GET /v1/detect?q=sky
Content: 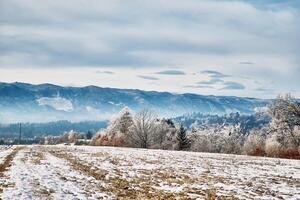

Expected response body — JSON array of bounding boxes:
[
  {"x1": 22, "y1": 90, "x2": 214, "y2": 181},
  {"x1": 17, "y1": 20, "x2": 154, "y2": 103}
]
[{"x1": 0, "y1": 0, "x2": 299, "y2": 99}]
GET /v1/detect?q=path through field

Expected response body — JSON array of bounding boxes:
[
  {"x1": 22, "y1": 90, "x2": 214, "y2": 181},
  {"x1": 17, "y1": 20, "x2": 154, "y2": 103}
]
[{"x1": 0, "y1": 145, "x2": 299, "y2": 200}]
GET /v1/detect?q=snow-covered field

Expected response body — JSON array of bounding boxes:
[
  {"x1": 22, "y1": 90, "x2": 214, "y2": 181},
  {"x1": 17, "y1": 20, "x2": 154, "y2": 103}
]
[
  {"x1": 0, "y1": 145, "x2": 299, "y2": 200},
  {"x1": 0, "y1": 146, "x2": 13, "y2": 165}
]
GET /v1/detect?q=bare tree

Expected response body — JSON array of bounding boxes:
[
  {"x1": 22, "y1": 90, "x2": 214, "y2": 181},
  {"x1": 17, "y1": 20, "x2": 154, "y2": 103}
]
[{"x1": 127, "y1": 109, "x2": 157, "y2": 148}]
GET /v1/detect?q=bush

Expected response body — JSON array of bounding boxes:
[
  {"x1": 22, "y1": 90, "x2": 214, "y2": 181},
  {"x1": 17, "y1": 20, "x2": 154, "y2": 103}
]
[
  {"x1": 265, "y1": 135, "x2": 282, "y2": 157},
  {"x1": 264, "y1": 133, "x2": 300, "y2": 159},
  {"x1": 243, "y1": 131, "x2": 265, "y2": 156}
]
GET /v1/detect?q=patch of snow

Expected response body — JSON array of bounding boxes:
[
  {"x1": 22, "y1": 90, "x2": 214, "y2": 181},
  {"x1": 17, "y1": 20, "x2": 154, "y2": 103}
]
[
  {"x1": 86, "y1": 106, "x2": 99, "y2": 112},
  {"x1": 108, "y1": 101, "x2": 123, "y2": 106},
  {"x1": 152, "y1": 183, "x2": 184, "y2": 193},
  {"x1": 0, "y1": 146, "x2": 13, "y2": 164},
  {"x1": 37, "y1": 97, "x2": 73, "y2": 112}
]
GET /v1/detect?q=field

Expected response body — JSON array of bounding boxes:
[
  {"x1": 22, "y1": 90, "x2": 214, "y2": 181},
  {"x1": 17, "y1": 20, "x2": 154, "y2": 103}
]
[{"x1": 0, "y1": 145, "x2": 299, "y2": 200}]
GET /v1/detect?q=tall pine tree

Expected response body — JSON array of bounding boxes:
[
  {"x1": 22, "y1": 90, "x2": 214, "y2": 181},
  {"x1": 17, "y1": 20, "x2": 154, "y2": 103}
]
[{"x1": 176, "y1": 122, "x2": 190, "y2": 150}]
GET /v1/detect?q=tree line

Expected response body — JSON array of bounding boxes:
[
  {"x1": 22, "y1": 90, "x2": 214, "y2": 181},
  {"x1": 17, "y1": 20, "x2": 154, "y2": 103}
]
[
  {"x1": 0, "y1": 120, "x2": 107, "y2": 138},
  {"x1": 90, "y1": 94, "x2": 300, "y2": 159}
]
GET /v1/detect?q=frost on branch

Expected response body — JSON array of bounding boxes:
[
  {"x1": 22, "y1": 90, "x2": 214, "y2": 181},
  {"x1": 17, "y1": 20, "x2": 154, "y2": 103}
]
[
  {"x1": 88, "y1": 94, "x2": 300, "y2": 159},
  {"x1": 266, "y1": 94, "x2": 300, "y2": 158}
]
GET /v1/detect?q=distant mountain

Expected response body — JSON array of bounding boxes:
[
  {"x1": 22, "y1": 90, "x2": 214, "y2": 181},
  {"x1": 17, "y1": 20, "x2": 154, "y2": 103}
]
[{"x1": 0, "y1": 82, "x2": 270, "y2": 123}]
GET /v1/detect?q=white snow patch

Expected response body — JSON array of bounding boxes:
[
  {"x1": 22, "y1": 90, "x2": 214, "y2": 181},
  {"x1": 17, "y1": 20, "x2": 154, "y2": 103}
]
[
  {"x1": 108, "y1": 101, "x2": 121, "y2": 106},
  {"x1": 152, "y1": 183, "x2": 184, "y2": 193},
  {"x1": 0, "y1": 146, "x2": 13, "y2": 164},
  {"x1": 37, "y1": 97, "x2": 73, "y2": 112}
]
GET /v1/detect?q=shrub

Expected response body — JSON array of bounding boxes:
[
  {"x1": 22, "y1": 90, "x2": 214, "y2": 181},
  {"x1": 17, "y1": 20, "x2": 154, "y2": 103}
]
[
  {"x1": 265, "y1": 135, "x2": 281, "y2": 157},
  {"x1": 243, "y1": 131, "x2": 265, "y2": 156}
]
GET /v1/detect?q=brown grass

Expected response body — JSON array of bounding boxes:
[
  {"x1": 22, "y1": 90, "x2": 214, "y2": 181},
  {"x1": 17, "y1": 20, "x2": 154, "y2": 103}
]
[
  {"x1": 277, "y1": 148, "x2": 300, "y2": 159},
  {"x1": 47, "y1": 149, "x2": 190, "y2": 199},
  {"x1": 46, "y1": 147, "x2": 240, "y2": 200}
]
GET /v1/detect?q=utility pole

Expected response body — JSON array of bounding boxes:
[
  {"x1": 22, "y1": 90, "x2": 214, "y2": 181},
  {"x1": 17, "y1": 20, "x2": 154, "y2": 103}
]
[{"x1": 19, "y1": 123, "x2": 22, "y2": 145}]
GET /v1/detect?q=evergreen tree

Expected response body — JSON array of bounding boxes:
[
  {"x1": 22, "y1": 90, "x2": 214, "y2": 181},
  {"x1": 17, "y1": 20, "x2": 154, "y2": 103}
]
[
  {"x1": 86, "y1": 130, "x2": 93, "y2": 139},
  {"x1": 176, "y1": 122, "x2": 190, "y2": 150}
]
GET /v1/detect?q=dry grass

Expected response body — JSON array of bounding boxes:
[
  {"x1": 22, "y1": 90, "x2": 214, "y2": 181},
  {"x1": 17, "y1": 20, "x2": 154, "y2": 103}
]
[
  {"x1": 47, "y1": 147, "x2": 240, "y2": 200},
  {"x1": 48, "y1": 149, "x2": 189, "y2": 199},
  {"x1": 3, "y1": 145, "x2": 299, "y2": 199}
]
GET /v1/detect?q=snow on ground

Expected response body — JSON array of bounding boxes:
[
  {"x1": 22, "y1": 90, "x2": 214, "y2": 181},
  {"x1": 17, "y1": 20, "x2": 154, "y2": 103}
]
[
  {"x1": 1, "y1": 145, "x2": 300, "y2": 200},
  {"x1": 0, "y1": 146, "x2": 13, "y2": 165},
  {"x1": 1, "y1": 146, "x2": 111, "y2": 200}
]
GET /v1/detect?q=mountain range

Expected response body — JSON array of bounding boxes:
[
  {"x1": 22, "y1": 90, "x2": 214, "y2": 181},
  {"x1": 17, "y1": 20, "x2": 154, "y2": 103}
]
[{"x1": 0, "y1": 82, "x2": 270, "y2": 123}]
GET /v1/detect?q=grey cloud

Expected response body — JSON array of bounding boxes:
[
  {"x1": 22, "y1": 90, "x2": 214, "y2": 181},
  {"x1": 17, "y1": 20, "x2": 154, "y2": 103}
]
[
  {"x1": 184, "y1": 85, "x2": 214, "y2": 89},
  {"x1": 95, "y1": 70, "x2": 115, "y2": 74},
  {"x1": 254, "y1": 80, "x2": 262, "y2": 85},
  {"x1": 197, "y1": 78, "x2": 224, "y2": 85},
  {"x1": 254, "y1": 87, "x2": 273, "y2": 92},
  {"x1": 155, "y1": 70, "x2": 185, "y2": 75},
  {"x1": 0, "y1": 34, "x2": 153, "y2": 68},
  {"x1": 239, "y1": 61, "x2": 255, "y2": 65},
  {"x1": 137, "y1": 75, "x2": 159, "y2": 80},
  {"x1": 222, "y1": 82, "x2": 245, "y2": 90},
  {"x1": 201, "y1": 70, "x2": 230, "y2": 78}
]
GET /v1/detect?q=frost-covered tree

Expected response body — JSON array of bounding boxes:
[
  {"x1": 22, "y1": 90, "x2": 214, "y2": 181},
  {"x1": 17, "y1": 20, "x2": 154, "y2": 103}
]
[
  {"x1": 91, "y1": 108, "x2": 176, "y2": 149},
  {"x1": 67, "y1": 130, "x2": 82, "y2": 143},
  {"x1": 127, "y1": 109, "x2": 157, "y2": 148},
  {"x1": 189, "y1": 124, "x2": 244, "y2": 154},
  {"x1": 220, "y1": 125, "x2": 244, "y2": 154},
  {"x1": 265, "y1": 134, "x2": 282, "y2": 157},
  {"x1": 190, "y1": 125, "x2": 219, "y2": 153},
  {"x1": 176, "y1": 122, "x2": 190, "y2": 150},
  {"x1": 268, "y1": 94, "x2": 300, "y2": 152},
  {"x1": 152, "y1": 119, "x2": 177, "y2": 149},
  {"x1": 90, "y1": 107, "x2": 134, "y2": 146},
  {"x1": 41, "y1": 130, "x2": 85, "y2": 145},
  {"x1": 117, "y1": 107, "x2": 134, "y2": 135},
  {"x1": 243, "y1": 129, "x2": 266, "y2": 156}
]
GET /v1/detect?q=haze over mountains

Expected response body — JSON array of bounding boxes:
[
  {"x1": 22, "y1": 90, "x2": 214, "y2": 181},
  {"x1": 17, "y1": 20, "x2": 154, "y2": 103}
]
[{"x1": 0, "y1": 82, "x2": 270, "y2": 124}]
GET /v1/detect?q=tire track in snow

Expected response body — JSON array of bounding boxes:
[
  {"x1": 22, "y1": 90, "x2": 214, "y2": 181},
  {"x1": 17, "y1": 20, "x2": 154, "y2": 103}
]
[
  {"x1": 48, "y1": 146, "x2": 194, "y2": 199},
  {"x1": 48, "y1": 145, "x2": 300, "y2": 200},
  {"x1": 0, "y1": 146, "x2": 22, "y2": 174},
  {"x1": 0, "y1": 146, "x2": 23, "y2": 195},
  {"x1": 1, "y1": 146, "x2": 111, "y2": 200}
]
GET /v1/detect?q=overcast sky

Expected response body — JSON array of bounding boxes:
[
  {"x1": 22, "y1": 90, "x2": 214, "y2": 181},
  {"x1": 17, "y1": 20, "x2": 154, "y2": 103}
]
[{"x1": 0, "y1": 0, "x2": 299, "y2": 98}]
